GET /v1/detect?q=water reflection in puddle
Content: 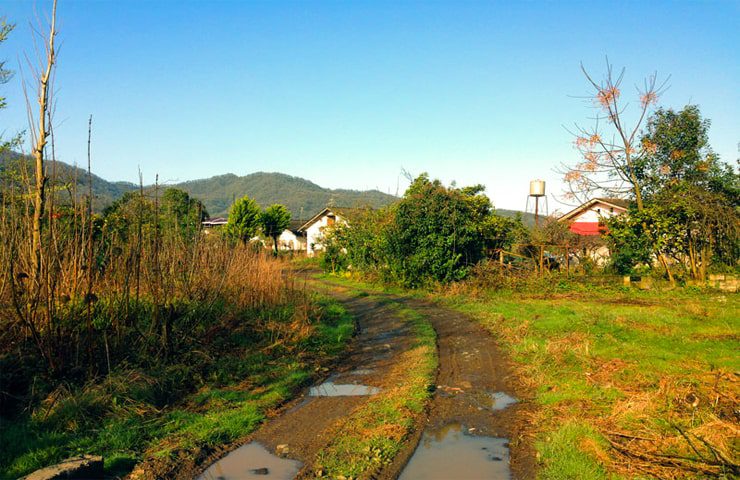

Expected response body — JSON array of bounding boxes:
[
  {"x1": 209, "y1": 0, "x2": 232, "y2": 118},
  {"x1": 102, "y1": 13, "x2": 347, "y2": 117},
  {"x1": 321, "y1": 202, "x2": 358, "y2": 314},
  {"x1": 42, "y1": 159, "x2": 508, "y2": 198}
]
[
  {"x1": 399, "y1": 424, "x2": 511, "y2": 480},
  {"x1": 309, "y1": 381, "x2": 380, "y2": 396},
  {"x1": 490, "y1": 392, "x2": 517, "y2": 410},
  {"x1": 197, "y1": 442, "x2": 301, "y2": 480}
]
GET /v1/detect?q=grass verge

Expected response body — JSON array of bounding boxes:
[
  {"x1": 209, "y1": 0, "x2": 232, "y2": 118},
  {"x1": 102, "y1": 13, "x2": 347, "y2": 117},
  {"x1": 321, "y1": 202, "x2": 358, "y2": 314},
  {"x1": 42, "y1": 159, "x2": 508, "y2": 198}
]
[
  {"x1": 0, "y1": 295, "x2": 354, "y2": 480},
  {"x1": 442, "y1": 284, "x2": 739, "y2": 479}
]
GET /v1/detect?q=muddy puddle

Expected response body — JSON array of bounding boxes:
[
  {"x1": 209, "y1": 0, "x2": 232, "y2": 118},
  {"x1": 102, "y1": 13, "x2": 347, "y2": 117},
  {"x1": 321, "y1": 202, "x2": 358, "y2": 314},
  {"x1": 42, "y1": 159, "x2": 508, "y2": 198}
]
[
  {"x1": 399, "y1": 423, "x2": 511, "y2": 480},
  {"x1": 308, "y1": 380, "x2": 380, "y2": 397},
  {"x1": 197, "y1": 442, "x2": 301, "y2": 480}
]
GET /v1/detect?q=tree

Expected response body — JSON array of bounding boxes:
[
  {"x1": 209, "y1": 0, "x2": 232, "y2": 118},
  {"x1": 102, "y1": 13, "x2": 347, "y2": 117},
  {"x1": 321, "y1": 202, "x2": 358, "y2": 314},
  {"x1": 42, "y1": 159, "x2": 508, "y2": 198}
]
[
  {"x1": 607, "y1": 105, "x2": 739, "y2": 279},
  {"x1": 637, "y1": 105, "x2": 738, "y2": 202},
  {"x1": 226, "y1": 195, "x2": 261, "y2": 245},
  {"x1": 260, "y1": 204, "x2": 291, "y2": 254},
  {"x1": 29, "y1": 0, "x2": 58, "y2": 276},
  {"x1": 561, "y1": 61, "x2": 674, "y2": 280},
  {"x1": 385, "y1": 174, "x2": 493, "y2": 286},
  {"x1": 161, "y1": 188, "x2": 208, "y2": 239}
]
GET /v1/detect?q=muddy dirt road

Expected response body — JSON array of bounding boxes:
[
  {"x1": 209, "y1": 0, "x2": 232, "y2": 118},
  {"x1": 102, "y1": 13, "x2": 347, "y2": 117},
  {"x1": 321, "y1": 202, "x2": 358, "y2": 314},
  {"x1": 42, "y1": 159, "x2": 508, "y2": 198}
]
[{"x1": 197, "y1": 280, "x2": 535, "y2": 479}]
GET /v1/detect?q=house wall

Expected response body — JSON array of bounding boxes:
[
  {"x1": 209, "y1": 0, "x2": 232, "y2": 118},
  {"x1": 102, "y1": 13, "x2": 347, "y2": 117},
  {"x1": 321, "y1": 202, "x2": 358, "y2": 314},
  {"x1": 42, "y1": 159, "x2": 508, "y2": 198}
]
[
  {"x1": 277, "y1": 230, "x2": 306, "y2": 251},
  {"x1": 306, "y1": 212, "x2": 345, "y2": 256}
]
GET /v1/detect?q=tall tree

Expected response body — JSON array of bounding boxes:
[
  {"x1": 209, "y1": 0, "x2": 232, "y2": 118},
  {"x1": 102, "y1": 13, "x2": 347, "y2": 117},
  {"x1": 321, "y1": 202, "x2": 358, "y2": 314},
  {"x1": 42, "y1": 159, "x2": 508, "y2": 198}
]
[
  {"x1": 260, "y1": 204, "x2": 291, "y2": 255},
  {"x1": 29, "y1": 0, "x2": 58, "y2": 276},
  {"x1": 226, "y1": 195, "x2": 261, "y2": 245},
  {"x1": 637, "y1": 105, "x2": 738, "y2": 202}
]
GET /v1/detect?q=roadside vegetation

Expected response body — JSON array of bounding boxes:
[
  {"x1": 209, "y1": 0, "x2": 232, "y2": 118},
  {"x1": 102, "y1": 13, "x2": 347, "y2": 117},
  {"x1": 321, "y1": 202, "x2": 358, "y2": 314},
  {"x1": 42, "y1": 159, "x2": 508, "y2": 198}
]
[{"x1": 443, "y1": 277, "x2": 738, "y2": 479}]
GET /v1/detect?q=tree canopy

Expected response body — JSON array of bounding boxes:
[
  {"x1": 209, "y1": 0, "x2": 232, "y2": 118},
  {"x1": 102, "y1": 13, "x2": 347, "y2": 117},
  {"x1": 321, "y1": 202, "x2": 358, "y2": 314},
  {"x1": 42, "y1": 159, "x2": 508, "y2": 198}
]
[
  {"x1": 226, "y1": 195, "x2": 261, "y2": 245},
  {"x1": 261, "y1": 204, "x2": 291, "y2": 254}
]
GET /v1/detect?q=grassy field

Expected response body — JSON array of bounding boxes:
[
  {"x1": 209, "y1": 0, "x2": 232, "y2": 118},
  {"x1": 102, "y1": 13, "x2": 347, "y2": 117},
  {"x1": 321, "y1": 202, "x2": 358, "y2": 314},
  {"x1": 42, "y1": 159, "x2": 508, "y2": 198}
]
[
  {"x1": 443, "y1": 284, "x2": 739, "y2": 479},
  {"x1": 0, "y1": 296, "x2": 354, "y2": 480}
]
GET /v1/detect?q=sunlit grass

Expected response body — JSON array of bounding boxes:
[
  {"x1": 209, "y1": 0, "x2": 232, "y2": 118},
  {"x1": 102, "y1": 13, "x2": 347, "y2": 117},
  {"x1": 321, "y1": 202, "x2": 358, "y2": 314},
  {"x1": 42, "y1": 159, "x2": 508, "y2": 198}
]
[{"x1": 444, "y1": 287, "x2": 739, "y2": 479}]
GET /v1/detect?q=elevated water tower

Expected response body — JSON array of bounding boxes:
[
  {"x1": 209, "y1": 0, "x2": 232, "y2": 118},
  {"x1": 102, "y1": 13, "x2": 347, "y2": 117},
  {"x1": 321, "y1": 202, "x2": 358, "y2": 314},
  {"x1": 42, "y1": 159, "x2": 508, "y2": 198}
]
[{"x1": 525, "y1": 179, "x2": 548, "y2": 226}]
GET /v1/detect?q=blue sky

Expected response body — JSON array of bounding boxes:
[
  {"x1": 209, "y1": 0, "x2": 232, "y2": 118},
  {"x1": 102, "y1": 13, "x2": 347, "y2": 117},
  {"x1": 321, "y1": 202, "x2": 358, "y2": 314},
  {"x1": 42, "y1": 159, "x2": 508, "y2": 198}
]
[{"x1": 1, "y1": 0, "x2": 738, "y2": 211}]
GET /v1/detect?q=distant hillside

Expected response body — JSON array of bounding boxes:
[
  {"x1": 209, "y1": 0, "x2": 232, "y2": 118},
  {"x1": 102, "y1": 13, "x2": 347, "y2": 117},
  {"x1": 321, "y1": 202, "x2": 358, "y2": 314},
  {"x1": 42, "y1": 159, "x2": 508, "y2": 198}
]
[
  {"x1": 1, "y1": 155, "x2": 397, "y2": 220},
  {"x1": 2, "y1": 154, "x2": 537, "y2": 225},
  {"x1": 0, "y1": 152, "x2": 137, "y2": 211},
  {"x1": 173, "y1": 172, "x2": 398, "y2": 220},
  {"x1": 496, "y1": 208, "x2": 537, "y2": 228}
]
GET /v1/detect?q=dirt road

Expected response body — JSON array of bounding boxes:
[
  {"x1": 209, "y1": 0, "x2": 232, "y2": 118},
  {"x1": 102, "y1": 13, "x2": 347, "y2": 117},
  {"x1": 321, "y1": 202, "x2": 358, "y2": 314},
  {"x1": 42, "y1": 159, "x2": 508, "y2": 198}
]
[{"x1": 196, "y1": 279, "x2": 535, "y2": 479}]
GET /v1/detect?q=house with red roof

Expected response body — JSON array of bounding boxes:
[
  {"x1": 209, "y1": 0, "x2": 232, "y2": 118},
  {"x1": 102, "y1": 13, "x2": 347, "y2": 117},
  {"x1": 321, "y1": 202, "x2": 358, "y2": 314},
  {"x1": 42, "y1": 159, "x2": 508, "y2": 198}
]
[{"x1": 558, "y1": 198, "x2": 629, "y2": 236}]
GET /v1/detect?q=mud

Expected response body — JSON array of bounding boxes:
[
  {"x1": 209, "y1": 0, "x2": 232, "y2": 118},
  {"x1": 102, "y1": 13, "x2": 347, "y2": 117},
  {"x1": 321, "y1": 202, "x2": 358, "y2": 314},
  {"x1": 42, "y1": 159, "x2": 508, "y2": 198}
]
[
  {"x1": 196, "y1": 284, "x2": 416, "y2": 479},
  {"x1": 382, "y1": 296, "x2": 537, "y2": 480},
  {"x1": 196, "y1": 277, "x2": 536, "y2": 480}
]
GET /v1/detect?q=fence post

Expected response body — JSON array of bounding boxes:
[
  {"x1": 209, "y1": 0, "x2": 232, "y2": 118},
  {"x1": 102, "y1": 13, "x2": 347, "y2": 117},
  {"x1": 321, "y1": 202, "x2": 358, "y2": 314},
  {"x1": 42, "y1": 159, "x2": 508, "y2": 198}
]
[
  {"x1": 565, "y1": 243, "x2": 570, "y2": 277},
  {"x1": 539, "y1": 245, "x2": 544, "y2": 276}
]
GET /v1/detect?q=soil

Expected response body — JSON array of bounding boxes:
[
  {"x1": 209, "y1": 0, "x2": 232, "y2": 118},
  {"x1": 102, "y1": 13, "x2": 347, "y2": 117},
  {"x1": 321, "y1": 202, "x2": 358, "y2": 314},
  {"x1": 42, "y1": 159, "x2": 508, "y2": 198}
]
[{"x1": 192, "y1": 278, "x2": 537, "y2": 479}]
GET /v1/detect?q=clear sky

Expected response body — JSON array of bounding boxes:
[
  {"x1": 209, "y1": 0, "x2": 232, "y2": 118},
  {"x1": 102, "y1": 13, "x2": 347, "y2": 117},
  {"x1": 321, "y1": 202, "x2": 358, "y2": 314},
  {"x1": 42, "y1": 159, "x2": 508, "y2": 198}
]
[{"x1": 1, "y1": 0, "x2": 738, "y2": 212}]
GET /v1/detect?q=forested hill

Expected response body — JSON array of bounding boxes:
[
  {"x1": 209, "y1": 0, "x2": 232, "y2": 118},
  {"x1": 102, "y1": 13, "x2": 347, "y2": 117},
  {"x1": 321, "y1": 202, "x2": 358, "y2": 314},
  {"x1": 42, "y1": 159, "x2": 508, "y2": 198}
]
[
  {"x1": 1, "y1": 154, "x2": 534, "y2": 224},
  {"x1": 173, "y1": 172, "x2": 398, "y2": 220},
  {"x1": 1, "y1": 154, "x2": 397, "y2": 220},
  {"x1": 0, "y1": 152, "x2": 138, "y2": 212}
]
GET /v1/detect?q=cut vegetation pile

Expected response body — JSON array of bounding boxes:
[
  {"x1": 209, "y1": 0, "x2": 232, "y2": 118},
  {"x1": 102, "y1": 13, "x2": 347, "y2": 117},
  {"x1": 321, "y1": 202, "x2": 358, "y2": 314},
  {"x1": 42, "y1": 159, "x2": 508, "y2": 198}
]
[{"x1": 443, "y1": 282, "x2": 739, "y2": 479}]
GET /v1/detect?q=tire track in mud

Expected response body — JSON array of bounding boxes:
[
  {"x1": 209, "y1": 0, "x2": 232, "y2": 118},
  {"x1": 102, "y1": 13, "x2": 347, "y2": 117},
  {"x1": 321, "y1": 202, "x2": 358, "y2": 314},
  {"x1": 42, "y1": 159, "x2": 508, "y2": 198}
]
[
  {"x1": 196, "y1": 282, "x2": 419, "y2": 479},
  {"x1": 196, "y1": 279, "x2": 536, "y2": 479},
  {"x1": 384, "y1": 298, "x2": 537, "y2": 480}
]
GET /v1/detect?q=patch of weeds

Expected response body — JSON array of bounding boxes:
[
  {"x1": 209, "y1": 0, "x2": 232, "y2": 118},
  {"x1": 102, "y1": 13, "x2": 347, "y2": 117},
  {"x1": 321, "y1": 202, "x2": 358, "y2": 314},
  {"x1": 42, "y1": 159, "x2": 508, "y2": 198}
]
[
  {"x1": 0, "y1": 296, "x2": 354, "y2": 479},
  {"x1": 537, "y1": 421, "x2": 613, "y2": 480}
]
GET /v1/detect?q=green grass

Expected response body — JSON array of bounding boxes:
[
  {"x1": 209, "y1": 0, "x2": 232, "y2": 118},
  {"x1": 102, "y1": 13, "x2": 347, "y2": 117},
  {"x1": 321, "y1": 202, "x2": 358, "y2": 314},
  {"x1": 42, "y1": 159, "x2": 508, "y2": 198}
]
[
  {"x1": 442, "y1": 285, "x2": 739, "y2": 479},
  {"x1": 308, "y1": 281, "x2": 438, "y2": 478},
  {"x1": 0, "y1": 296, "x2": 355, "y2": 480}
]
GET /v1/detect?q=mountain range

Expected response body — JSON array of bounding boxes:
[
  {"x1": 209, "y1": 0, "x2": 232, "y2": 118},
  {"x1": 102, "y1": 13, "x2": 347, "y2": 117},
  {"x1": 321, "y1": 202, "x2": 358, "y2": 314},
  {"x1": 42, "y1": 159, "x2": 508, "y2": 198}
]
[{"x1": 1, "y1": 154, "x2": 535, "y2": 224}]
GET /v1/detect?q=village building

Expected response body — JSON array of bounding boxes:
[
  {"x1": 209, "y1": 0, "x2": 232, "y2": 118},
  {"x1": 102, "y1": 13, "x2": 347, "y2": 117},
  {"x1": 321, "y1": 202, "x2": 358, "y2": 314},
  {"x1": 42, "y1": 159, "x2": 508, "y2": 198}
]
[
  {"x1": 557, "y1": 198, "x2": 629, "y2": 236},
  {"x1": 557, "y1": 198, "x2": 629, "y2": 265},
  {"x1": 298, "y1": 207, "x2": 349, "y2": 256},
  {"x1": 201, "y1": 217, "x2": 228, "y2": 232},
  {"x1": 276, "y1": 220, "x2": 308, "y2": 251}
]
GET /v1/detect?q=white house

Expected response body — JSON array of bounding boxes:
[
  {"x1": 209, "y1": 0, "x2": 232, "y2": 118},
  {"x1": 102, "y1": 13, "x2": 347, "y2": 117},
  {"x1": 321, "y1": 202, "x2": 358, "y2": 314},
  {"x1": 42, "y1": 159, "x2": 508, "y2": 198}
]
[
  {"x1": 298, "y1": 207, "x2": 349, "y2": 256},
  {"x1": 558, "y1": 198, "x2": 629, "y2": 265},
  {"x1": 558, "y1": 198, "x2": 629, "y2": 236},
  {"x1": 276, "y1": 220, "x2": 307, "y2": 251}
]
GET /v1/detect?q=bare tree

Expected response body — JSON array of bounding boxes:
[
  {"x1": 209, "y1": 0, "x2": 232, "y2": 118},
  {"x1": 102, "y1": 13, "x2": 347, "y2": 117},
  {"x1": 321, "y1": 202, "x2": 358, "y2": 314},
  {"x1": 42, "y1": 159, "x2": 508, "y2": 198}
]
[
  {"x1": 561, "y1": 60, "x2": 668, "y2": 210},
  {"x1": 560, "y1": 60, "x2": 675, "y2": 282},
  {"x1": 28, "y1": 0, "x2": 58, "y2": 277}
]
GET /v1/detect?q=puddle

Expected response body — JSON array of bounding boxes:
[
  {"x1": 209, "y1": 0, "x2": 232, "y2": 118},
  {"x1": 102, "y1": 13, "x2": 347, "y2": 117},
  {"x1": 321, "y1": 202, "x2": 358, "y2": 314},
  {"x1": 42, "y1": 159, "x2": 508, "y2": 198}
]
[
  {"x1": 197, "y1": 442, "x2": 301, "y2": 480},
  {"x1": 444, "y1": 389, "x2": 517, "y2": 411},
  {"x1": 399, "y1": 423, "x2": 511, "y2": 480},
  {"x1": 309, "y1": 381, "x2": 380, "y2": 396},
  {"x1": 490, "y1": 392, "x2": 517, "y2": 410}
]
